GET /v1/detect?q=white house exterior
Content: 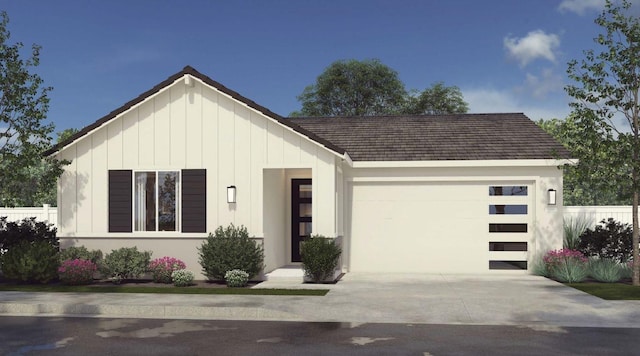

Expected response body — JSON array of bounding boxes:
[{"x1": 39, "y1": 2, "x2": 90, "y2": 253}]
[{"x1": 46, "y1": 66, "x2": 572, "y2": 279}]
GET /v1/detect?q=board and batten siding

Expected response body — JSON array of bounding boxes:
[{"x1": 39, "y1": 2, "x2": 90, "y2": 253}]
[{"x1": 56, "y1": 76, "x2": 339, "y2": 239}]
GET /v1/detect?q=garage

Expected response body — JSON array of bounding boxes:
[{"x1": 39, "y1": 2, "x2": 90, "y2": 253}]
[{"x1": 348, "y1": 181, "x2": 532, "y2": 273}]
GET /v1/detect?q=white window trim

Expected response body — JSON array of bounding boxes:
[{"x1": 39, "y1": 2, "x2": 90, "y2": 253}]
[{"x1": 132, "y1": 170, "x2": 181, "y2": 232}]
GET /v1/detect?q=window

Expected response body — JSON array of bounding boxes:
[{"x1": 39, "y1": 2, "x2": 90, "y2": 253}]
[
  {"x1": 109, "y1": 169, "x2": 206, "y2": 233},
  {"x1": 489, "y1": 205, "x2": 528, "y2": 215},
  {"x1": 489, "y1": 223, "x2": 527, "y2": 233},
  {"x1": 489, "y1": 261, "x2": 528, "y2": 270},
  {"x1": 489, "y1": 186, "x2": 527, "y2": 196},
  {"x1": 135, "y1": 171, "x2": 179, "y2": 231},
  {"x1": 489, "y1": 242, "x2": 528, "y2": 251}
]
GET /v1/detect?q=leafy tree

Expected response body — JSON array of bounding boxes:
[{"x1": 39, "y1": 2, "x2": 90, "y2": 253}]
[
  {"x1": 403, "y1": 82, "x2": 469, "y2": 115},
  {"x1": 0, "y1": 11, "x2": 67, "y2": 207},
  {"x1": 565, "y1": 0, "x2": 640, "y2": 285},
  {"x1": 293, "y1": 59, "x2": 470, "y2": 117},
  {"x1": 294, "y1": 59, "x2": 407, "y2": 116},
  {"x1": 56, "y1": 127, "x2": 79, "y2": 144},
  {"x1": 537, "y1": 115, "x2": 630, "y2": 205}
]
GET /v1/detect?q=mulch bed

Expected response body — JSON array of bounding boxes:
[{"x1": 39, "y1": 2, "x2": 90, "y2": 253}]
[{"x1": 0, "y1": 279, "x2": 261, "y2": 289}]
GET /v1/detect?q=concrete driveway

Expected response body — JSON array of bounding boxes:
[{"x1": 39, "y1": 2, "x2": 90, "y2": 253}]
[
  {"x1": 257, "y1": 272, "x2": 640, "y2": 328},
  {"x1": 1, "y1": 273, "x2": 639, "y2": 328}
]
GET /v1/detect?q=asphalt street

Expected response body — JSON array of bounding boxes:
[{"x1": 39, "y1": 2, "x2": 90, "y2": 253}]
[{"x1": 1, "y1": 316, "x2": 638, "y2": 356}]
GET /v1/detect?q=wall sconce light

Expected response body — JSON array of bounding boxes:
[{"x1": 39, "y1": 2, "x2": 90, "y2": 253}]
[
  {"x1": 548, "y1": 189, "x2": 557, "y2": 205},
  {"x1": 227, "y1": 186, "x2": 236, "y2": 203}
]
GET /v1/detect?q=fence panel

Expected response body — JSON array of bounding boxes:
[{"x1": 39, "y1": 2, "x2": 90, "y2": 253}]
[
  {"x1": 564, "y1": 206, "x2": 637, "y2": 227},
  {"x1": 0, "y1": 205, "x2": 58, "y2": 227}
]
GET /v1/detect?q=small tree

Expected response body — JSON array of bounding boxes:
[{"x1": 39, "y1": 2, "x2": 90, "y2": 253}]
[
  {"x1": 0, "y1": 11, "x2": 67, "y2": 207},
  {"x1": 538, "y1": 116, "x2": 630, "y2": 205},
  {"x1": 295, "y1": 59, "x2": 407, "y2": 117},
  {"x1": 565, "y1": 0, "x2": 640, "y2": 285},
  {"x1": 403, "y1": 82, "x2": 469, "y2": 115},
  {"x1": 293, "y1": 59, "x2": 469, "y2": 118}
]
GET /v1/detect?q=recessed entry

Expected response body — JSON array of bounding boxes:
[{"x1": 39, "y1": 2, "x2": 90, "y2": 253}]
[{"x1": 489, "y1": 223, "x2": 527, "y2": 233}]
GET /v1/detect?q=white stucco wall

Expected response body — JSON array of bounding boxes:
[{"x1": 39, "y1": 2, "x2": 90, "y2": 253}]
[{"x1": 56, "y1": 75, "x2": 340, "y2": 278}]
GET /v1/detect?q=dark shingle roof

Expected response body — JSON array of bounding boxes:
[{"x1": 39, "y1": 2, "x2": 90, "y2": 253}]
[
  {"x1": 45, "y1": 66, "x2": 570, "y2": 163},
  {"x1": 287, "y1": 113, "x2": 571, "y2": 161}
]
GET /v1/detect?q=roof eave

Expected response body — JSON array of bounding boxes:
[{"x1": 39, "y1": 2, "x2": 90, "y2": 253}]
[{"x1": 351, "y1": 158, "x2": 576, "y2": 169}]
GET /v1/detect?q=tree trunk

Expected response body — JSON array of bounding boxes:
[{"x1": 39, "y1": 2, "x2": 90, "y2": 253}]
[{"x1": 634, "y1": 181, "x2": 640, "y2": 286}]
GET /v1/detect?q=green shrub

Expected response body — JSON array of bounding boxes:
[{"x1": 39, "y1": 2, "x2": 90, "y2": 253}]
[
  {"x1": 550, "y1": 258, "x2": 589, "y2": 283},
  {"x1": 171, "y1": 269, "x2": 194, "y2": 287},
  {"x1": 60, "y1": 246, "x2": 103, "y2": 265},
  {"x1": 101, "y1": 247, "x2": 151, "y2": 283},
  {"x1": 301, "y1": 235, "x2": 341, "y2": 283},
  {"x1": 198, "y1": 224, "x2": 264, "y2": 280},
  {"x1": 578, "y1": 218, "x2": 632, "y2": 263},
  {"x1": 1, "y1": 240, "x2": 59, "y2": 283},
  {"x1": 0, "y1": 217, "x2": 58, "y2": 251},
  {"x1": 563, "y1": 215, "x2": 593, "y2": 250},
  {"x1": 621, "y1": 260, "x2": 633, "y2": 279},
  {"x1": 225, "y1": 269, "x2": 249, "y2": 287},
  {"x1": 588, "y1": 258, "x2": 624, "y2": 283},
  {"x1": 531, "y1": 257, "x2": 551, "y2": 277}
]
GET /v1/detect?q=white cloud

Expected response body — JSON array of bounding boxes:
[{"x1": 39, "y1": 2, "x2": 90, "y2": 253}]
[
  {"x1": 504, "y1": 30, "x2": 560, "y2": 67},
  {"x1": 558, "y1": 0, "x2": 605, "y2": 15},
  {"x1": 462, "y1": 87, "x2": 570, "y2": 121},
  {"x1": 521, "y1": 68, "x2": 564, "y2": 99}
]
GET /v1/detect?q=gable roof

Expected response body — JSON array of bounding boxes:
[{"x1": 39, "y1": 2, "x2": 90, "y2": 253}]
[
  {"x1": 46, "y1": 66, "x2": 570, "y2": 163},
  {"x1": 44, "y1": 66, "x2": 346, "y2": 157},
  {"x1": 288, "y1": 113, "x2": 572, "y2": 161}
]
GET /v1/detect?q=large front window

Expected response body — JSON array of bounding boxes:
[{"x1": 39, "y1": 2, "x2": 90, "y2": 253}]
[{"x1": 135, "y1": 171, "x2": 179, "y2": 231}]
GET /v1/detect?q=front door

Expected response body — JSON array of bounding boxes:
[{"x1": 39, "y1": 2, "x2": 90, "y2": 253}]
[{"x1": 291, "y1": 179, "x2": 312, "y2": 262}]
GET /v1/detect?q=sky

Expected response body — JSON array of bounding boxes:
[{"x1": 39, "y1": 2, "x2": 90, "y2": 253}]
[{"x1": 0, "y1": 0, "x2": 630, "y2": 135}]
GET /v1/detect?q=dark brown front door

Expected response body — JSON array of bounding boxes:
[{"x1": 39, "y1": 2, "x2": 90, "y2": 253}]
[{"x1": 291, "y1": 179, "x2": 311, "y2": 262}]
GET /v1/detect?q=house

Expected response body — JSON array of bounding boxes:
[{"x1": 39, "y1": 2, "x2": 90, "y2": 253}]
[{"x1": 46, "y1": 66, "x2": 572, "y2": 279}]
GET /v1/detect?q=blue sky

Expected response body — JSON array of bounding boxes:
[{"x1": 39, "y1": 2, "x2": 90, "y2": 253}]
[{"x1": 0, "y1": 0, "x2": 625, "y2": 135}]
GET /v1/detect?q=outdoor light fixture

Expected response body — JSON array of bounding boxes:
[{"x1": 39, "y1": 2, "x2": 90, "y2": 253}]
[
  {"x1": 548, "y1": 189, "x2": 557, "y2": 206},
  {"x1": 227, "y1": 185, "x2": 236, "y2": 203}
]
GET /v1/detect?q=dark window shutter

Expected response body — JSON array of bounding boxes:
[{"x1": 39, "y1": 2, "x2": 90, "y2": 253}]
[
  {"x1": 109, "y1": 170, "x2": 132, "y2": 232},
  {"x1": 182, "y1": 169, "x2": 206, "y2": 233}
]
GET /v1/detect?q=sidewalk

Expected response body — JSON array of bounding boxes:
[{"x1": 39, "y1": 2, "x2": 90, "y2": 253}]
[{"x1": 1, "y1": 273, "x2": 639, "y2": 328}]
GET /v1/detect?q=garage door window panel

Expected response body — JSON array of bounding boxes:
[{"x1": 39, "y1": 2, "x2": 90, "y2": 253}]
[
  {"x1": 489, "y1": 205, "x2": 527, "y2": 214},
  {"x1": 489, "y1": 223, "x2": 527, "y2": 233},
  {"x1": 489, "y1": 186, "x2": 527, "y2": 196}
]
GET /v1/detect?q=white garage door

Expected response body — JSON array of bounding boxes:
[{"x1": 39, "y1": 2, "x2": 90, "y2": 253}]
[{"x1": 349, "y1": 182, "x2": 531, "y2": 273}]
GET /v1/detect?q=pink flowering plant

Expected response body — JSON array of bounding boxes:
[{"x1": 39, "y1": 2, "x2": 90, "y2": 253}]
[
  {"x1": 149, "y1": 256, "x2": 186, "y2": 283},
  {"x1": 542, "y1": 249, "x2": 589, "y2": 283},
  {"x1": 58, "y1": 259, "x2": 97, "y2": 285},
  {"x1": 543, "y1": 249, "x2": 588, "y2": 268}
]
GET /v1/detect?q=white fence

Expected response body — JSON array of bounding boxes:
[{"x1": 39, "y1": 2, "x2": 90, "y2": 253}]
[
  {"x1": 0, "y1": 205, "x2": 637, "y2": 230},
  {"x1": 564, "y1": 206, "x2": 638, "y2": 227},
  {"x1": 0, "y1": 204, "x2": 58, "y2": 226}
]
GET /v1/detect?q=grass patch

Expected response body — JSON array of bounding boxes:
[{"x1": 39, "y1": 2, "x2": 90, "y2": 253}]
[
  {"x1": 567, "y1": 283, "x2": 640, "y2": 300},
  {"x1": 0, "y1": 285, "x2": 328, "y2": 296}
]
